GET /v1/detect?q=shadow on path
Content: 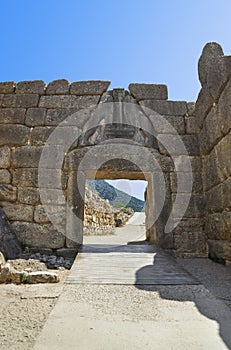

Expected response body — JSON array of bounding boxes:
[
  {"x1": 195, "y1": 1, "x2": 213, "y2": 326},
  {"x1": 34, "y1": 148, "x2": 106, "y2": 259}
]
[{"x1": 135, "y1": 254, "x2": 231, "y2": 349}]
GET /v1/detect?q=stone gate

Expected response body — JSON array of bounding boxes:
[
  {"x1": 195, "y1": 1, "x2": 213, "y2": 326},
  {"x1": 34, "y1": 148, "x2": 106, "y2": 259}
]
[{"x1": 0, "y1": 42, "x2": 230, "y2": 264}]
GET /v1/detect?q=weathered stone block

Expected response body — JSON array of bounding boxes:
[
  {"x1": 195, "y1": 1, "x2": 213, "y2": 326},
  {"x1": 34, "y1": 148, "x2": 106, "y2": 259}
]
[
  {"x1": 206, "y1": 183, "x2": 223, "y2": 213},
  {"x1": 174, "y1": 231, "x2": 207, "y2": 253},
  {"x1": 194, "y1": 88, "x2": 214, "y2": 129},
  {"x1": 11, "y1": 221, "x2": 65, "y2": 249},
  {"x1": 13, "y1": 168, "x2": 38, "y2": 187},
  {"x1": 39, "y1": 189, "x2": 65, "y2": 205},
  {"x1": 173, "y1": 218, "x2": 204, "y2": 234},
  {"x1": 129, "y1": 83, "x2": 168, "y2": 100},
  {"x1": 205, "y1": 212, "x2": 231, "y2": 240},
  {"x1": 12, "y1": 146, "x2": 43, "y2": 168},
  {"x1": 186, "y1": 102, "x2": 195, "y2": 116},
  {"x1": 30, "y1": 126, "x2": 54, "y2": 146},
  {"x1": 186, "y1": 116, "x2": 200, "y2": 134},
  {"x1": 174, "y1": 156, "x2": 201, "y2": 173},
  {"x1": 158, "y1": 134, "x2": 200, "y2": 156},
  {"x1": 222, "y1": 177, "x2": 231, "y2": 210},
  {"x1": 1, "y1": 202, "x2": 34, "y2": 222},
  {"x1": 198, "y1": 43, "x2": 230, "y2": 101},
  {"x1": 46, "y1": 79, "x2": 70, "y2": 95},
  {"x1": 149, "y1": 115, "x2": 185, "y2": 134},
  {"x1": 0, "y1": 81, "x2": 16, "y2": 94},
  {"x1": 18, "y1": 187, "x2": 40, "y2": 205},
  {"x1": 70, "y1": 80, "x2": 110, "y2": 95},
  {"x1": 0, "y1": 185, "x2": 17, "y2": 202},
  {"x1": 25, "y1": 108, "x2": 46, "y2": 126},
  {"x1": 1, "y1": 94, "x2": 39, "y2": 108},
  {"x1": 38, "y1": 169, "x2": 66, "y2": 187},
  {"x1": 34, "y1": 205, "x2": 66, "y2": 225},
  {"x1": 0, "y1": 146, "x2": 11, "y2": 168},
  {"x1": 0, "y1": 124, "x2": 30, "y2": 146},
  {"x1": 172, "y1": 194, "x2": 205, "y2": 218},
  {"x1": 16, "y1": 80, "x2": 45, "y2": 95},
  {"x1": 200, "y1": 105, "x2": 222, "y2": 156},
  {"x1": 45, "y1": 107, "x2": 92, "y2": 127},
  {"x1": 0, "y1": 108, "x2": 26, "y2": 124},
  {"x1": 171, "y1": 172, "x2": 202, "y2": 194},
  {"x1": 0, "y1": 169, "x2": 11, "y2": 184},
  {"x1": 215, "y1": 131, "x2": 231, "y2": 179},
  {"x1": 140, "y1": 100, "x2": 187, "y2": 116},
  {"x1": 39, "y1": 95, "x2": 100, "y2": 108},
  {"x1": 208, "y1": 239, "x2": 231, "y2": 262},
  {"x1": 202, "y1": 149, "x2": 221, "y2": 192},
  {"x1": 217, "y1": 79, "x2": 231, "y2": 136}
]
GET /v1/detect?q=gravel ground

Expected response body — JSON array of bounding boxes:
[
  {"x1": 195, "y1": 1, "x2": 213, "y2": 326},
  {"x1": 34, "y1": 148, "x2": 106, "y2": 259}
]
[{"x1": 0, "y1": 270, "x2": 68, "y2": 350}]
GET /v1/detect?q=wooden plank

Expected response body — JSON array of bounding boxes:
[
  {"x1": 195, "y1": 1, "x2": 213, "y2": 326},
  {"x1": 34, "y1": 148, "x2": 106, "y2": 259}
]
[{"x1": 66, "y1": 244, "x2": 199, "y2": 285}]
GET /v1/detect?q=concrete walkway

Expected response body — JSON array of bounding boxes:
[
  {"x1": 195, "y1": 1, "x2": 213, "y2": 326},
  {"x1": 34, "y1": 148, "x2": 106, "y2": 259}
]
[{"x1": 33, "y1": 214, "x2": 231, "y2": 350}]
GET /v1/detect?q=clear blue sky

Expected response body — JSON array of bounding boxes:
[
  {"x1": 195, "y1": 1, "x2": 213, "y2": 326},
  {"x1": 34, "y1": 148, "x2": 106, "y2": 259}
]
[
  {"x1": 1, "y1": 0, "x2": 230, "y2": 101},
  {"x1": 1, "y1": 0, "x2": 230, "y2": 201}
]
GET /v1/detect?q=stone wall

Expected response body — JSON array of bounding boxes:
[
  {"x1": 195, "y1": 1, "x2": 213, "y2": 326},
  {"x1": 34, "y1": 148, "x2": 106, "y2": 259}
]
[
  {"x1": 0, "y1": 44, "x2": 231, "y2": 261},
  {"x1": 84, "y1": 186, "x2": 116, "y2": 235},
  {"x1": 0, "y1": 80, "x2": 110, "y2": 248},
  {"x1": 196, "y1": 43, "x2": 231, "y2": 264}
]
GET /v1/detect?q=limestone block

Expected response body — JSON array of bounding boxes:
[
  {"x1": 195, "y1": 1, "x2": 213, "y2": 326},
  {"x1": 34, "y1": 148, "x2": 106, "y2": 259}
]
[
  {"x1": 202, "y1": 150, "x2": 222, "y2": 192},
  {"x1": 70, "y1": 80, "x2": 110, "y2": 95},
  {"x1": 30, "y1": 126, "x2": 54, "y2": 146},
  {"x1": 173, "y1": 218, "x2": 204, "y2": 234},
  {"x1": 0, "y1": 251, "x2": 6, "y2": 266},
  {"x1": 174, "y1": 155, "x2": 201, "y2": 173},
  {"x1": 174, "y1": 231, "x2": 207, "y2": 253},
  {"x1": 12, "y1": 146, "x2": 43, "y2": 168},
  {"x1": 25, "y1": 108, "x2": 46, "y2": 126},
  {"x1": 129, "y1": 83, "x2": 168, "y2": 100},
  {"x1": 0, "y1": 81, "x2": 16, "y2": 94},
  {"x1": 0, "y1": 185, "x2": 17, "y2": 202},
  {"x1": 149, "y1": 115, "x2": 185, "y2": 134},
  {"x1": 172, "y1": 194, "x2": 205, "y2": 218},
  {"x1": 215, "y1": 131, "x2": 231, "y2": 179},
  {"x1": 45, "y1": 107, "x2": 92, "y2": 127},
  {"x1": 0, "y1": 146, "x2": 11, "y2": 168},
  {"x1": 16, "y1": 80, "x2": 46, "y2": 95},
  {"x1": 186, "y1": 102, "x2": 195, "y2": 116},
  {"x1": 0, "y1": 124, "x2": 30, "y2": 146},
  {"x1": 205, "y1": 184, "x2": 223, "y2": 213},
  {"x1": 186, "y1": 117, "x2": 201, "y2": 134},
  {"x1": 46, "y1": 79, "x2": 70, "y2": 95},
  {"x1": 34, "y1": 205, "x2": 66, "y2": 224},
  {"x1": 217, "y1": 79, "x2": 231, "y2": 136},
  {"x1": 13, "y1": 168, "x2": 38, "y2": 187},
  {"x1": 1, "y1": 202, "x2": 34, "y2": 222},
  {"x1": 200, "y1": 105, "x2": 221, "y2": 156},
  {"x1": 158, "y1": 134, "x2": 200, "y2": 156},
  {"x1": 18, "y1": 187, "x2": 40, "y2": 205},
  {"x1": 38, "y1": 189, "x2": 65, "y2": 205},
  {"x1": 0, "y1": 108, "x2": 26, "y2": 124},
  {"x1": 11, "y1": 221, "x2": 65, "y2": 248},
  {"x1": 39, "y1": 95, "x2": 100, "y2": 108},
  {"x1": 171, "y1": 171, "x2": 202, "y2": 194},
  {"x1": 194, "y1": 88, "x2": 214, "y2": 129},
  {"x1": 198, "y1": 43, "x2": 231, "y2": 101},
  {"x1": 1, "y1": 94, "x2": 39, "y2": 108},
  {"x1": 139, "y1": 100, "x2": 187, "y2": 116},
  {"x1": 0, "y1": 169, "x2": 11, "y2": 184},
  {"x1": 206, "y1": 212, "x2": 231, "y2": 240},
  {"x1": 27, "y1": 271, "x2": 59, "y2": 283},
  {"x1": 222, "y1": 177, "x2": 231, "y2": 210},
  {"x1": 208, "y1": 239, "x2": 231, "y2": 262}
]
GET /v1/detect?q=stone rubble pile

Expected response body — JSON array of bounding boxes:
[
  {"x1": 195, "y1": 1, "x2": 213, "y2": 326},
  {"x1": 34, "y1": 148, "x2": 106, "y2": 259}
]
[
  {"x1": 0, "y1": 252, "x2": 60, "y2": 284},
  {"x1": 84, "y1": 186, "x2": 134, "y2": 235}
]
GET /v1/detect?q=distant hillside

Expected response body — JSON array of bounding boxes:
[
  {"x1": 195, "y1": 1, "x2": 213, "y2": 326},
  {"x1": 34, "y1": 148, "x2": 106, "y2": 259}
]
[{"x1": 87, "y1": 180, "x2": 145, "y2": 212}]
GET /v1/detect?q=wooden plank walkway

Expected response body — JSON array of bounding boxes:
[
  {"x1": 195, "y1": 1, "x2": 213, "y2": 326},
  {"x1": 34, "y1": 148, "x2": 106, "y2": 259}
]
[{"x1": 66, "y1": 244, "x2": 200, "y2": 285}]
